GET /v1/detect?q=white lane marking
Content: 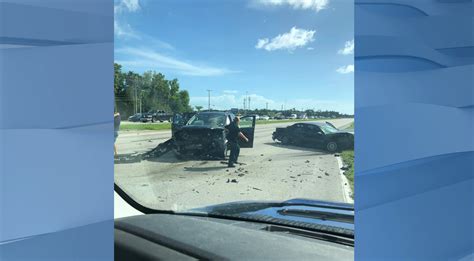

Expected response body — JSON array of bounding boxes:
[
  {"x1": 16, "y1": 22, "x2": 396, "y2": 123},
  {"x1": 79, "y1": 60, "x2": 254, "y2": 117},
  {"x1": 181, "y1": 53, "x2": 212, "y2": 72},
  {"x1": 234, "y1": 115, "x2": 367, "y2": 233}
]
[{"x1": 336, "y1": 156, "x2": 353, "y2": 204}]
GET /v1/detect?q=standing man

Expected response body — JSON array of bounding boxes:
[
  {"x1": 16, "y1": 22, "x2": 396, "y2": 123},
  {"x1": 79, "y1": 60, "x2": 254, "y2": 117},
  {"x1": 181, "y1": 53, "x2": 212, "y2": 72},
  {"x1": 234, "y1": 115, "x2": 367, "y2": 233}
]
[
  {"x1": 226, "y1": 116, "x2": 249, "y2": 168},
  {"x1": 114, "y1": 111, "x2": 121, "y2": 157}
]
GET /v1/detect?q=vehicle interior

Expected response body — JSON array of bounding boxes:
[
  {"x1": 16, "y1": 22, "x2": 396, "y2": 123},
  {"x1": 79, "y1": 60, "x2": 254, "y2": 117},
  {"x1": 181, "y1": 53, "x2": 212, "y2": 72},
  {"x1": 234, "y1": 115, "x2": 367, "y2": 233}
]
[{"x1": 114, "y1": 187, "x2": 354, "y2": 261}]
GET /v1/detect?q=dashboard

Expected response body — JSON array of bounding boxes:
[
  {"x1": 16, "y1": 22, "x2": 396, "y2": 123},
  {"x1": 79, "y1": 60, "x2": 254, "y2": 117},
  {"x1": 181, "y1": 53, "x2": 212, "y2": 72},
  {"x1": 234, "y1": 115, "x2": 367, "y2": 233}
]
[{"x1": 115, "y1": 214, "x2": 354, "y2": 260}]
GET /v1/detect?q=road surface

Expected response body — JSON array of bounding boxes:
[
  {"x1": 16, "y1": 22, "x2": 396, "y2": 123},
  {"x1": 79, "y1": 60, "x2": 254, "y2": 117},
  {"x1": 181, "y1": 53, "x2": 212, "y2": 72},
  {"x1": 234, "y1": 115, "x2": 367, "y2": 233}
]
[{"x1": 114, "y1": 119, "x2": 354, "y2": 211}]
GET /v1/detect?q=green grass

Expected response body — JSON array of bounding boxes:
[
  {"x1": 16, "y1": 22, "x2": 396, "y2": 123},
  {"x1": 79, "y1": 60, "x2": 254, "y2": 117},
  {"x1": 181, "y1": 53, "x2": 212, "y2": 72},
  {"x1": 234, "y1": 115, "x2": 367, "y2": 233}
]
[
  {"x1": 341, "y1": 150, "x2": 354, "y2": 196},
  {"x1": 120, "y1": 122, "x2": 171, "y2": 131}
]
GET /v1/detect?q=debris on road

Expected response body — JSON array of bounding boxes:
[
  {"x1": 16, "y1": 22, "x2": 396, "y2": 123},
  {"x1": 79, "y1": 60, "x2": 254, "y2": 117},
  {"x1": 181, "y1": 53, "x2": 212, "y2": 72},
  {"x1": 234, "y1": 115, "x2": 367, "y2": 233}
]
[
  {"x1": 231, "y1": 179, "x2": 238, "y2": 183},
  {"x1": 252, "y1": 187, "x2": 262, "y2": 191},
  {"x1": 268, "y1": 159, "x2": 272, "y2": 161},
  {"x1": 318, "y1": 176, "x2": 322, "y2": 178},
  {"x1": 305, "y1": 160, "x2": 310, "y2": 163},
  {"x1": 334, "y1": 154, "x2": 340, "y2": 157},
  {"x1": 325, "y1": 172, "x2": 330, "y2": 176}
]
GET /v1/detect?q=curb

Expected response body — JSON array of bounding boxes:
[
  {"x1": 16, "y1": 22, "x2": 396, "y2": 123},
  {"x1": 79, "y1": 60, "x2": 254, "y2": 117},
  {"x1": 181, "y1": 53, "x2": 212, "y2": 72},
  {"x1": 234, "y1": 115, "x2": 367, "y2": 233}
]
[{"x1": 336, "y1": 155, "x2": 353, "y2": 204}]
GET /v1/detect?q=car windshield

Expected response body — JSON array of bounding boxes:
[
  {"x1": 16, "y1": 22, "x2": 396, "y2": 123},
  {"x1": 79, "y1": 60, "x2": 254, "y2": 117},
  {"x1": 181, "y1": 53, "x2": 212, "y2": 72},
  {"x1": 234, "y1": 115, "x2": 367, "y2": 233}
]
[
  {"x1": 187, "y1": 113, "x2": 227, "y2": 128},
  {"x1": 114, "y1": 1, "x2": 354, "y2": 215},
  {"x1": 320, "y1": 124, "x2": 339, "y2": 134}
]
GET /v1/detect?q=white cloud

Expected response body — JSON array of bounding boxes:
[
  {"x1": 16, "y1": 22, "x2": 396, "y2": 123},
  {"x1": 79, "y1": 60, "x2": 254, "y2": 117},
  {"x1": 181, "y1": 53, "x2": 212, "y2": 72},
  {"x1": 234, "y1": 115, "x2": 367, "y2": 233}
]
[
  {"x1": 256, "y1": 27, "x2": 316, "y2": 52},
  {"x1": 307, "y1": 47, "x2": 314, "y2": 50},
  {"x1": 255, "y1": 39, "x2": 269, "y2": 49},
  {"x1": 114, "y1": 0, "x2": 141, "y2": 38},
  {"x1": 336, "y1": 64, "x2": 354, "y2": 74},
  {"x1": 223, "y1": 90, "x2": 239, "y2": 94},
  {"x1": 255, "y1": 0, "x2": 329, "y2": 12},
  {"x1": 190, "y1": 93, "x2": 353, "y2": 114},
  {"x1": 114, "y1": 21, "x2": 139, "y2": 39},
  {"x1": 191, "y1": 93, "x2": 276, "y2": 110},
  {"x1": 338, "y1": 39, "x2": 354, "y2": 55},
  {"x1": 115, "y1": 48, "x2": 238, "y2": 76},
  {"x1": 115, "y1": 0, "x2": 140, "y2": 14}
]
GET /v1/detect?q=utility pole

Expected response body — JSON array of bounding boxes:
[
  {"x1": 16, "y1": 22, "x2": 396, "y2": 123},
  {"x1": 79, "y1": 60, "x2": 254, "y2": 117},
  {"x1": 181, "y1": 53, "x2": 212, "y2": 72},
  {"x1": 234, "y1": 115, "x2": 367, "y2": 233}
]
[
  {"x1": 245, "y1": 91, "x2": 249, "y2": 111},
  {"x1": 248, "y1": 96, "x2": 251, "y2": 111},
  {"x1": 134, "y1": 85, "x2": 138, "y2": 114},
  {"x1": 206, "y1": 89, "x2": 212, "y2": 111}
]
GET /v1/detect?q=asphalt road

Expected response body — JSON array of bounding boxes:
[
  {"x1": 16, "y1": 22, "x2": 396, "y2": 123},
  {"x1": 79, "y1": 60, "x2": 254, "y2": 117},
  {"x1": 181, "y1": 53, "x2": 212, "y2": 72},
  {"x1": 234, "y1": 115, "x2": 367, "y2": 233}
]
[{"x1": 114, "y1": 118, "x2": 354, "y2": 211}]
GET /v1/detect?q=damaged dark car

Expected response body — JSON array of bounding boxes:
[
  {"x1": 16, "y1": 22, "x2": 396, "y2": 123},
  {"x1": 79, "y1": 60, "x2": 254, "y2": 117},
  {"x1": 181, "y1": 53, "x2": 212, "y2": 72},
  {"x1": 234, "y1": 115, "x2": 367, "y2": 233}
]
[
  {"x1": 272, "y1": 122, "x2": 354, "y2": 152},
  {"x1": 172, "y1": 111, "x2": 256, "y2": 159}
]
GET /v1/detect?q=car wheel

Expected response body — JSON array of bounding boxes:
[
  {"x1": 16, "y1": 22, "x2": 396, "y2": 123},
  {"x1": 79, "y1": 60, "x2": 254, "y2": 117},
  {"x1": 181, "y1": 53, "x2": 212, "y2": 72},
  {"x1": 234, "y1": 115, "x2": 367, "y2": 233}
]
[
  {"x1": 326, "y1": 141, "x2": 338, "y2": 152},
  {"x1": 281, "y1": 136, "x2": 289, "y2": 144}
]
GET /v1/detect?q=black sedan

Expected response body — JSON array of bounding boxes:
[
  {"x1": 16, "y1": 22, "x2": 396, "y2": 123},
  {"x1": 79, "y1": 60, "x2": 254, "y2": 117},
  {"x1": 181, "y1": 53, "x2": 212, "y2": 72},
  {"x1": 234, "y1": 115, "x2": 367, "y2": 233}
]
[
  {"x1": 128, "y1": 113, "x2": 143, "y2": 122},
  {"x1": 272, "y1": 122, "x2": 354, "y2": 152}
]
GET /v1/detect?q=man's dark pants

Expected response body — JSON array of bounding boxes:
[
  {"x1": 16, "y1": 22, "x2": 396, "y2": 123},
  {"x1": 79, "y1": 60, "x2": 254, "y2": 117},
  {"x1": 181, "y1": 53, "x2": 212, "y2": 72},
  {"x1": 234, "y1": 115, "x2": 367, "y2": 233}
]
[{"x1": 228, "y1": 141, "x2": 240, "y2": 166}]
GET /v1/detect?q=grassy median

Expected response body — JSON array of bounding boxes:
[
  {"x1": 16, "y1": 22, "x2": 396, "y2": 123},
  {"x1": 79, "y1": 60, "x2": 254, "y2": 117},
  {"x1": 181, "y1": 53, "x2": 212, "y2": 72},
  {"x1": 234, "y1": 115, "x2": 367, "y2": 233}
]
[
  {"x1": 120, "y1": 122, "x2": 172, "y2": 131},
  {"x1": 341, "y1": 150, "x2": 354, "y2": 195}
]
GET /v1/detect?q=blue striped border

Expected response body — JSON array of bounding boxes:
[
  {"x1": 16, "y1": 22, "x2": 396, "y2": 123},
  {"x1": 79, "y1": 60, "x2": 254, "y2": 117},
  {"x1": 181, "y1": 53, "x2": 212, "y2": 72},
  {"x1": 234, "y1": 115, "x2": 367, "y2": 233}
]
[{"x1": 355, "y1": 1, "x2": 473, "y2": 260}]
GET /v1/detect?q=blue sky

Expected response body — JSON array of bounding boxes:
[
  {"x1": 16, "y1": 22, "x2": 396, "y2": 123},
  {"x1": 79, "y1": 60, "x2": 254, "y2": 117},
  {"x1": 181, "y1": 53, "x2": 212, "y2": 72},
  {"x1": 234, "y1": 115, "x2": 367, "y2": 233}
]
[{"x1": 114, "y1": 0, "x2": 354, "y2": 114}]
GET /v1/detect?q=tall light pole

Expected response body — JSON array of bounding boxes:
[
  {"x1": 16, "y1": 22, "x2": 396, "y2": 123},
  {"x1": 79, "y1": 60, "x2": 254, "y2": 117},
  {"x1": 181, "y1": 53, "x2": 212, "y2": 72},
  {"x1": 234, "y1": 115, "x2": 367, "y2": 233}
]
[{"x1": 206, "y1": 89, "x2": 212, "y2": 111}]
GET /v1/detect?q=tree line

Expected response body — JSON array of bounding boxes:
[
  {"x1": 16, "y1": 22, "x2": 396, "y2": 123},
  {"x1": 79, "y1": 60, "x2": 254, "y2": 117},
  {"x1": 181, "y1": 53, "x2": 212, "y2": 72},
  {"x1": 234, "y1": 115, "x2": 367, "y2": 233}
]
[
  {"x1": 241, "y1": 108, "x2": 353, "y2": 118},
  {"x1": 114, "y1": 63, "x2": 192, "y2": 117}
]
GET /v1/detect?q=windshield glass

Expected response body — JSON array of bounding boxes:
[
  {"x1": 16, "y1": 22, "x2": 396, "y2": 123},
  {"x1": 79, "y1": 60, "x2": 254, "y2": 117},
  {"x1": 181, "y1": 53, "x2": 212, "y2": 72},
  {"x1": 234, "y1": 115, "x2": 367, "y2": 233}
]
[
  {"x1": 187, "y1": 113, "x2": 227, "y2": 128},
  {"x1": 320, "y1": 124, "x2": 339, "y2": 134},
  {"x1": 114, "y1": 0, "x2": 354, "y2": 214}
]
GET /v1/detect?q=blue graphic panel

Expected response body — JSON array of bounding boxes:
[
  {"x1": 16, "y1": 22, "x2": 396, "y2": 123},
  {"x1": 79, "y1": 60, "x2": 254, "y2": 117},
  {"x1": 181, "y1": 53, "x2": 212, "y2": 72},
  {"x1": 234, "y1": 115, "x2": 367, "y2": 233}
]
[
  {"x1": 355, "y1": 0, "x2": 473, "y2": 260},
  {"x1": 0, "y1": 0, "x2": 114, "y2": 260}
]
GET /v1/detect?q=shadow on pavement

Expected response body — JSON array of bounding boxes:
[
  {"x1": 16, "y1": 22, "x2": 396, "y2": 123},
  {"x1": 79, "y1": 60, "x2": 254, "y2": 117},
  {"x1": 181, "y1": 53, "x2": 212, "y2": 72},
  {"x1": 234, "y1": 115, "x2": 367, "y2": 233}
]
[
  {"x1": 264, "y1": 142, "x2": 331, "y2": 154},
  {"x1": 184, "y1": 166, "x2": 228, "y2": 172}
]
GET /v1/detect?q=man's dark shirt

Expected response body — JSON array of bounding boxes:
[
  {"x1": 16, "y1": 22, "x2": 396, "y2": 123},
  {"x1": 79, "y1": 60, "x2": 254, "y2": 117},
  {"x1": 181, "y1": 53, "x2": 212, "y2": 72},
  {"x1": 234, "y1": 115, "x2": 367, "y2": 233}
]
[{"x1": 226, "y1": 122, "x2": 240, "y2": 143}]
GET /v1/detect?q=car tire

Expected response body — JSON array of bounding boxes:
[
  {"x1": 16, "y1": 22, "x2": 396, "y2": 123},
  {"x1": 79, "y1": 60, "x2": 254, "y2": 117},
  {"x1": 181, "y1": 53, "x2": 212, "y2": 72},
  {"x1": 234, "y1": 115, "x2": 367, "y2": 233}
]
[{"x1": 326, "y1": 141, "x2": 338, "y2": 152}]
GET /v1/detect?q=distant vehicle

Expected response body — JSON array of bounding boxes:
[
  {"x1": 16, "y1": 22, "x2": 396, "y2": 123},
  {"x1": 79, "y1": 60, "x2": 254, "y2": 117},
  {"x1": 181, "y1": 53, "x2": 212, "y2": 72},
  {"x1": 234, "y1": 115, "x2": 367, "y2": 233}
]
[
  {"x1": 272, "y1": 122, "x2": 354, "y2": 152},
  {"x1": 172, "y1": 111, "x2": 256, "y2": 159},
  {"x1": 128, "y1": 113, "x2": 143, "y2": 122},
  {"x1": 230, "y1": 108, "x2": 239, "y2": 114},
  {"x1": 289, "y1": 114, "x2": 297, "y2": 119},
  {"x1": 297, "y1": 113, "x2": 307, "y2": 119},
  {"x1": 274, "y1": 115, "x2": 286, "y2": 120},
  {"x1": 260, "y1": 115, "x2": 270, "y2": 120},
  {"x1": 254, "y1": 115, "x2": 260, "y2": 120},
  {"x1": 150, "y1": 110, "x2": 173, "y2": 122},
  {"x1": 138, "y1": 110, "x2": 173, "y2": 122}
]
